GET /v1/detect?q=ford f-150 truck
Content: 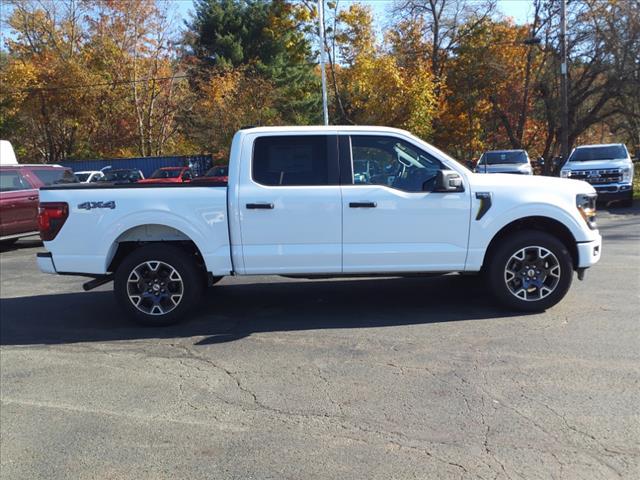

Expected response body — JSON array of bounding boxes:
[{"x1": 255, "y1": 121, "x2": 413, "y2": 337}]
[{"x1": 36, "y1": 126, "x2": 602, "y2": 325}]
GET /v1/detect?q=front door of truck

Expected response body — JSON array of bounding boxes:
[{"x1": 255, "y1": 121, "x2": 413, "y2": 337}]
[
  {"x1": 340, "y1": 135, "x2": 471, "y2": 273},
  {"x1": 237, "y1": 133, "x2": 342, "y2": 274}
]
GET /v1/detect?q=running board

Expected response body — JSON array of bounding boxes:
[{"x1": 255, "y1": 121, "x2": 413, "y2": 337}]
[{"x1": 82, "y1": 274, "x2": 114, "y2": 291}]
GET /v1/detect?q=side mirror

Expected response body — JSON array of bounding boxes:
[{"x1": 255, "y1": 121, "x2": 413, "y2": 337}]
[{"x1": 432, "y1": 170, "x2": 464, "y2": 192}]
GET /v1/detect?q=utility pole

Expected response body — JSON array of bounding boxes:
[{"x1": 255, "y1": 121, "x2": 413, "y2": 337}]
[
  {"x1": 559, "y1": 0, "x2": 569, "y2": 162},
  {"x1": 318, "y1": 0, "x2": 329, "y2": 126}
]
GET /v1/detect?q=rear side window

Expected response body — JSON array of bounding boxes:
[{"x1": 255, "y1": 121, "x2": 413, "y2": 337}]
[
  {"x1": 31, "y1": 168, "x2": 78, "y2": 185},
  {"x1": 252, "y1": 135, "x2": 337, "y2": 186},
  {"x1": 0, "y1": 170, "x2": 31, "y2": 192}
]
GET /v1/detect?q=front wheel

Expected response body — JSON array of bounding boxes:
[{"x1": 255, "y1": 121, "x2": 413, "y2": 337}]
[
  {"x1": 486, "y1": 230, "x2": 574, "y2": 312},
  {"x1": 114, "y1": 244, "x2": 204, "y2": 326},
  {"x1": 617, "y1": 192, "x2": 633, "y2": 208}
]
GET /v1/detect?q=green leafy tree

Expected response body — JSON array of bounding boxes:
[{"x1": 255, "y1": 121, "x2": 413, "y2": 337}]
[{"x1": 185, "y1": 0, "x2": 321, "y2": 125}]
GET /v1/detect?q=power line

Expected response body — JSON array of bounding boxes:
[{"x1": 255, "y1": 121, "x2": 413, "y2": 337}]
[{"x1": 3, "y1": 74, "x2": 193, "y2": 95}]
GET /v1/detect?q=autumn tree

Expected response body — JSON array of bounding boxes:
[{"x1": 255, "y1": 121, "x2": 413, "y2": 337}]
[
  {"x1": 1, "y1": 0, "x2": 98, "y2": 162},
  {"x1": 325, "y1": 3, "x2": 437, "y2": 137},
  {"x1": 185, "y1": 67, "x2": 279, "y2": 158},
  {"x1": 440, "y1": 18, "x2": 547, "y2": 159},
  {"x1": 0, "y1": 0, "x2": 188, "y2": 162},
  {"x1": 87, "y1": 0, "x2": 190, "y2": 157},
  {"x1": 392, "y1": 0, "x2": 497, "y2": 82},
  {"x1": 534, "y1": 0, "x2": 640, "y2": 157}
]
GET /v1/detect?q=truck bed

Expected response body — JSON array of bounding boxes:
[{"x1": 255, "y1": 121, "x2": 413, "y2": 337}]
[{"x1": 39, "y1": 184, "x2": 232, "y2": 276}]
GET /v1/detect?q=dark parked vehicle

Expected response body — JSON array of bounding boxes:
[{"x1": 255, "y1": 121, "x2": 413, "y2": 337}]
[
  {"x1": 99, "y1": 168, "x2": 145, "y2": 184},
  {"x1": 0, "y1": 164, "x2": 77, "y2": 244}
]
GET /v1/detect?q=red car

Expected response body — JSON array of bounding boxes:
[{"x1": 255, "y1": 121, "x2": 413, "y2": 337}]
[
  {"x1": 137, "y1": 166, "x2": 193, "y2": 184},
  {"x1": 0, "y1": 164, "x2": 77, "y2": 244},
  {"x1": 191, "y1": 165, "x2": 229, "y2": 185}
]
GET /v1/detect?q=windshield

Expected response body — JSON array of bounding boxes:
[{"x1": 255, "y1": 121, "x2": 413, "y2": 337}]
[
  {"x1": 568, "y1": 145, "x2": 627, "y2": 162},
  {"x1": 151, "y1": 168, "x2": 182, "y2": 179},
  {"x1": 482, "y1": 151, "x2": 528, "y2": 165},
  {"x1": 207, "y1": 166, "x2": 228, "y2": 177},
  {"x1": 75, "y1": 173, "x2": 90, "y2": 182}
]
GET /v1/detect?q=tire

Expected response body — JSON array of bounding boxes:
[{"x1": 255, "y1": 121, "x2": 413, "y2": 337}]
[
  {"x1": 0, "y1": 238, "x2": 18, "y2": 247},
  {"x1": 485, "y1": 230, "x2": 573, "y2": 312},
  {"x1": 617, "y1": 192, "x2": 633, "y2": 208},
  {"x1": 114, "y1": 244, "x2": 204, "y2": 326}
]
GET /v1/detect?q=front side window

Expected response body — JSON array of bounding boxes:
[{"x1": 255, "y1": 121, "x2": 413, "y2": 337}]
[
  {"x1": 253, "y1": 135, "x2": 336, "y2": 186},
  {"x1": 0, "y1": 170, "x2": 31, "y2": 192},
  {"x1": 350, "y1": 136, "x2": 443, "y2": 192}
]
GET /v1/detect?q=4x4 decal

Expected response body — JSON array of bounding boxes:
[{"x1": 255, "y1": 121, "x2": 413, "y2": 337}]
[{"x1": 77, "y1": 201, "x2": 116, "y2": 210}]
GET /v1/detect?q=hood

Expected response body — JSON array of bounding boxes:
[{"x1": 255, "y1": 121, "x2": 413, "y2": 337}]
[
  {"x1": 470, "y1": 172, "x2": 595, "y2": 195},
  {"x1": 562, "y1": 158, "x2": 631, "y2": 171}
]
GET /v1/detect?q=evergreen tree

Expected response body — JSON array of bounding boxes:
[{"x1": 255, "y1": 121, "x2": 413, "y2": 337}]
[{"x1": 185, "y1": 0, "x2": 321, "y2": 124}]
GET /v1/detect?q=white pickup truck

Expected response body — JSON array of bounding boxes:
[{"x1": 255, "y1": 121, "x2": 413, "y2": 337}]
[{"x1": 37, "y1": 126, "x2": 602, "y2": 325}]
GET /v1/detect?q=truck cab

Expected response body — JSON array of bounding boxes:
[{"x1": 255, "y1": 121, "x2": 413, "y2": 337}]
[{"x1": 560, "y1": 143, "x2": 634, "y2": 207}]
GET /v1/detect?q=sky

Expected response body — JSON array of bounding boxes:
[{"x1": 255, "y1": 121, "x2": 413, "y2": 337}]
[
  {"x1": 0, "y1": 0, "x2": 533, "y2": 47},
  {"x1": 173, "y1": 0, "x2": 533, "y2": 26}
]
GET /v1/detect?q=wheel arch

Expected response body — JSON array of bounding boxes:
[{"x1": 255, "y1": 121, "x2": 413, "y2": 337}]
[
  {"x1": 482, "y1": 216, "x2": 579, "y2": 271},
  {"x1": 106, "y1": 224, "x2": 205, "y2": 273}
]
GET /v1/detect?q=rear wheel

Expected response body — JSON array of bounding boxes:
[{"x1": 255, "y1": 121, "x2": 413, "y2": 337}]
[
  {"x1": 114, "y1": 244, "x2": 204, "y2": 326},
  {"x1": 486, "y1": 230, "x2": 573, "y2": 312},
  {"x1": 0, "y1": 238, "x2": 18, "y2": 247}
]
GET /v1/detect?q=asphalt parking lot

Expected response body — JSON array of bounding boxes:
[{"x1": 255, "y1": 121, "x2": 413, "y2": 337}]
[{"x1": 1, "y1": 206, "x2": 639, "y2": 479}]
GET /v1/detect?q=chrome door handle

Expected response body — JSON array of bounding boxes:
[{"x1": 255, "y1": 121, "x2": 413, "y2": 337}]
[{"x1": 246, "y1": 203, "x2": 274, "y2": 209}]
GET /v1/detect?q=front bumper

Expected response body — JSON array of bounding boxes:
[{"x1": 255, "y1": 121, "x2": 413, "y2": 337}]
[
  {"x1": 37, "y1": 252, "x2": 57, "y2": 274},
  {"x1": 593, "y1": 184, "x2": 633, "y2": 202},
  {"x1": 576, "y1": 233, "x2": 602, "y2": 269}
]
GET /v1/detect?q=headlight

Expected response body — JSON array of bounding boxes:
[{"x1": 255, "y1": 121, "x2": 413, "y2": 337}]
[
  {"x1": 621, "y1": 166, "x2": 633, "y2": 183},
  {"x1": 576, "y1": 193, "x2": 597, "y2": 229},
  {"x1": 560, "y1": 170, "x2": 571, "y2": 178}
]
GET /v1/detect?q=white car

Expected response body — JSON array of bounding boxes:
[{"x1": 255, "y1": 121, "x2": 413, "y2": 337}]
[
  {"x1": 36, "y1": 126, "x2": 601, "y2": 325},
  {"x1": 475, "y1": 150, "x2": 533, "y2": 175},
  {"x1": 75, "y1": 171, "x2": 104, "y2": 183}
]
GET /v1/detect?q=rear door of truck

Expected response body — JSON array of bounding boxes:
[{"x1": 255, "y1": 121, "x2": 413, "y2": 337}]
[{"x1": 236, "y1": 132, "x2": 342, "y2": 274}]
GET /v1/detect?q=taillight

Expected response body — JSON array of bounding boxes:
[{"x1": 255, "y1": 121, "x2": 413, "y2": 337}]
[{"x1": 38, "y1": 202, "x2": 69, "y2": 241}]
